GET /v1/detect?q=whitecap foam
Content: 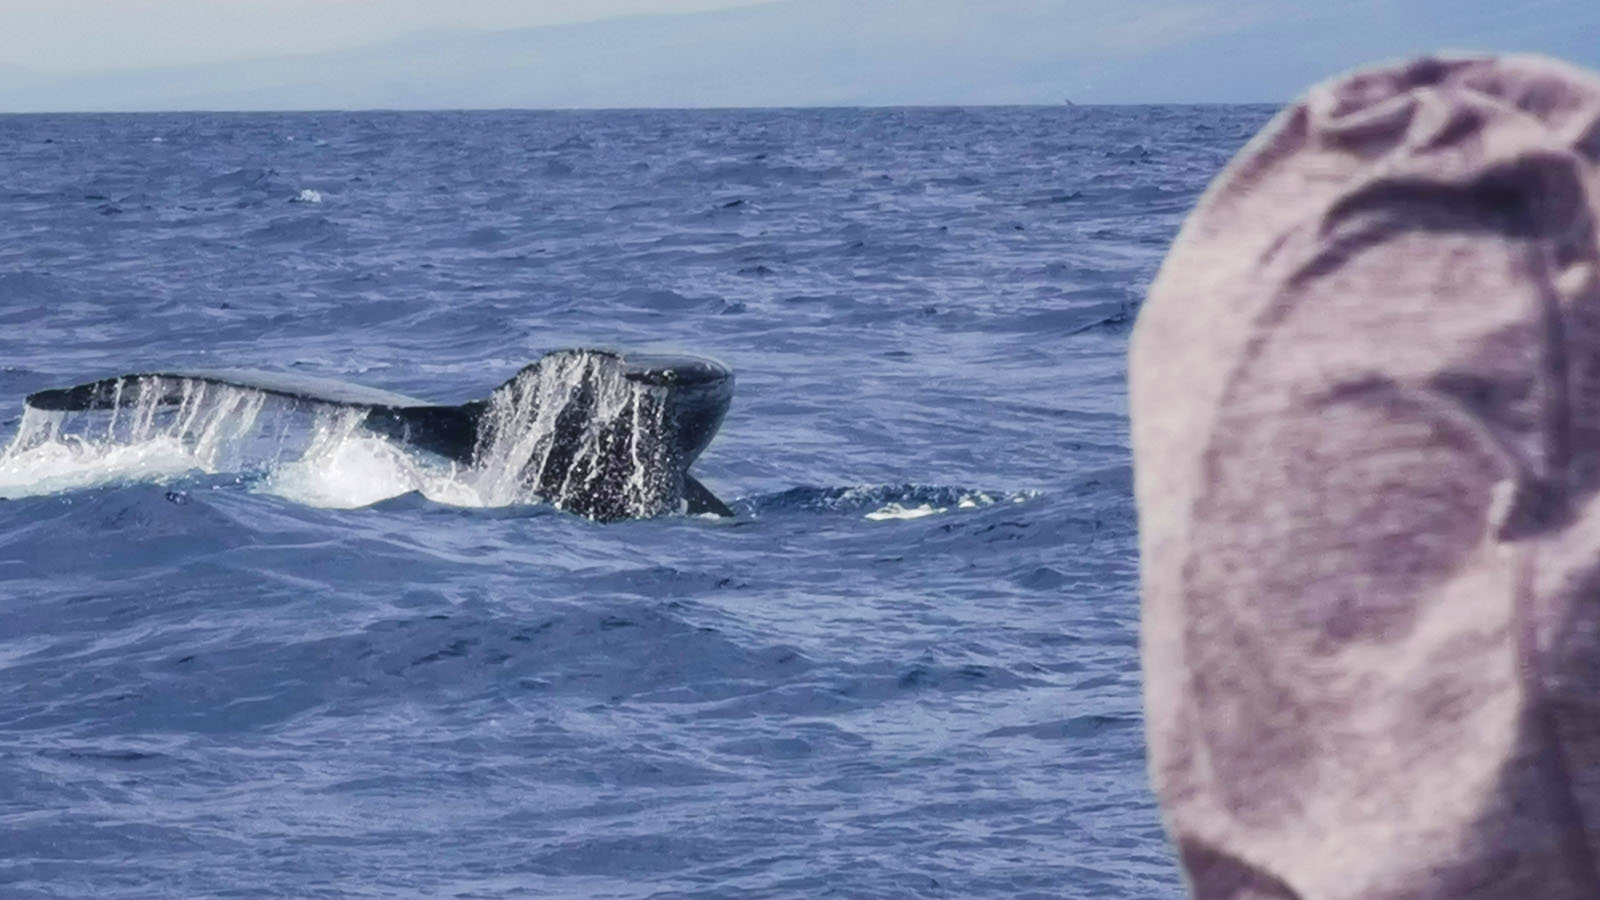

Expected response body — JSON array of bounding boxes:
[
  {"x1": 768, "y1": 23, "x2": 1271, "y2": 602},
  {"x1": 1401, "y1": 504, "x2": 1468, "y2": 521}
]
[
  {"x1": 865, "y1": 502, "x2": 945, "y2": 521},
  {"x1": 863, "y1": 490, "x2": 1001, "y2": 521},
  {"x1": 294, "y1": 188, "x2": 323, "y2": 204}
]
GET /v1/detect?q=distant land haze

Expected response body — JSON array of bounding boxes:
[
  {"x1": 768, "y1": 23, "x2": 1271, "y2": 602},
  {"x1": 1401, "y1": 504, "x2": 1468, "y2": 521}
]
[{"x1": 0, "y1": 0, "x2": 1596, "y2": 112}]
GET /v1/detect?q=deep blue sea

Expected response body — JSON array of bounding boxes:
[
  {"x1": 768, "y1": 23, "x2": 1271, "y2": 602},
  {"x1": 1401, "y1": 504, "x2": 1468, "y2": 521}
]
[{"x1": 0, "y1": 105, "x2": 1272, "y2": 899}]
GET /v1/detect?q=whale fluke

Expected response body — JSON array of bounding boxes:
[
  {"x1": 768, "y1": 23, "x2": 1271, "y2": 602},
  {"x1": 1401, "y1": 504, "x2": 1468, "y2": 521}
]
[{"x1": 18, "y1": 348, "x2": 734, "y2": 521}]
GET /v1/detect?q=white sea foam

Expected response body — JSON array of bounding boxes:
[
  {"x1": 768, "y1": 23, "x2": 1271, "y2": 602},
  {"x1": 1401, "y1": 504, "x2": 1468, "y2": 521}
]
[
  {"x1": 865, "y1": 503, "x2": 945, "y2": 521},
  {"x1": 258, "y1": 408, "x2": 408, "y2": 508},
  {"x1": 295, "y1": 188, "x2": 323, "y2": 204},
  {"x1": 0, "y1": 381, "x2": 267, "y2": 499},
  {"x1": 0, "y1": 434, "x2": 207, "y2": 498},
  {"x1": 864, "y1": 491, "x2": 998, "y2": 521},
  {"x1": 258, "y1": 407, "x2": 487, "y2": 509}
]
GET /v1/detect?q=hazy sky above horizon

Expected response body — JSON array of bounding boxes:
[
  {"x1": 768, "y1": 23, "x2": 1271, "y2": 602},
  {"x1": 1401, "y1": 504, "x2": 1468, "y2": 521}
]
[
  {"x1": 0, "y1": 0, "x2": 782, "y2": 72},
  {"x1": 1, "y1": 0, "x2": 1596, "y2": 110}
]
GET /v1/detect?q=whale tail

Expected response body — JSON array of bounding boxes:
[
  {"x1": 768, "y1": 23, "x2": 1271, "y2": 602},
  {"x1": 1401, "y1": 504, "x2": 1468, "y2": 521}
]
[
  {"x1": 25, "y1": 369, "x2": 489, "y2": 463},
  {"x1": 469, "y1": 349, "x2": 734, "y2": 518},
  {"x1": 18, "y1": 348, "x2": 733, "y2": 520},
  {"x1": 683, "y1": 474, "x2": 734, "y2": 517}
]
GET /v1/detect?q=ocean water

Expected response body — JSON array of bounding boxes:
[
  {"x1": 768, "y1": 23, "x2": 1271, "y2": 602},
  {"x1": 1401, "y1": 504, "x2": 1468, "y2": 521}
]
[{"x1": 0, "y1": 105, "x2": 1273, "y2": 899}]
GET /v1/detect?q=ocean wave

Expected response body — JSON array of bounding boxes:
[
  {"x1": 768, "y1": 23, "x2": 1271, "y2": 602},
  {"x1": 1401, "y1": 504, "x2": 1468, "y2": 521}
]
[
  {"x1": 734, "y1": 484, "x2": 1035, "y2": 520},
  {"x1": 0, "y1": 104, "x2": 1255, "y2": 899}
]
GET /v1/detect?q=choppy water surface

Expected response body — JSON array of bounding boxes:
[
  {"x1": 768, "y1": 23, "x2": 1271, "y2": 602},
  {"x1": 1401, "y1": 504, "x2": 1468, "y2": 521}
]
[{"x1": 0, "y1": 106, "x2": 1271, "y2": 899}]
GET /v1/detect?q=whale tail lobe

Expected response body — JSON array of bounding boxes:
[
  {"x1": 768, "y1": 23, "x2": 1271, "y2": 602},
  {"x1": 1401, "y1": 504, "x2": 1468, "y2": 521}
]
[{"x1": 17, "y1": 348, "x2": 732, "y2": 520}]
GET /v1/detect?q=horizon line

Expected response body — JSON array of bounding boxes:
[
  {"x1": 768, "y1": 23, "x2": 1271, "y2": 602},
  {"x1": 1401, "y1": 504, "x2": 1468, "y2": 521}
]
[{"x1": 0, "y1": 99, "x2": 1290, "y2": 117}]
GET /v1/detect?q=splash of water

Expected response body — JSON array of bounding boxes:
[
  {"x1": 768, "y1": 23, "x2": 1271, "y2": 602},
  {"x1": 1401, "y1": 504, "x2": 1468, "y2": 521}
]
[
  {"x1": 470, "y1": 350, "x2": 678, "y2": 517},
  {"x1": 0, "y1": 378, "x2": 269, "y2": 498},
  {"x1": 0, "y1": 357, "x2": 685, "y2": 518}
]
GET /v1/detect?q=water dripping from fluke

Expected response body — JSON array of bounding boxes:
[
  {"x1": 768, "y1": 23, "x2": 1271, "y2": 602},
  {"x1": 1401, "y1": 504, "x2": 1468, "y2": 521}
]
[{"x1": 2, "y1": 348, "x2": 735, "y2": 521}]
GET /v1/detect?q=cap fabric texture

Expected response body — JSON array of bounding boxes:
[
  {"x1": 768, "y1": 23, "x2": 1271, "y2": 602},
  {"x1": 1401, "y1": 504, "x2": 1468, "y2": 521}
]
[{"x1": 1131, "y1": 55, "x2": 1600, "y2": 899}]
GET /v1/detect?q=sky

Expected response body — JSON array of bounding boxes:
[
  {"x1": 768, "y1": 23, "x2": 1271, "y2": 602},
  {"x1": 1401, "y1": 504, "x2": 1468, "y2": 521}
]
[
  {"x1": 0, "y1": 0, "x2": 783, "y2": 72},
  {"x1": 0, "y1": 0, "x2": 1597, "y2": 110}
]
